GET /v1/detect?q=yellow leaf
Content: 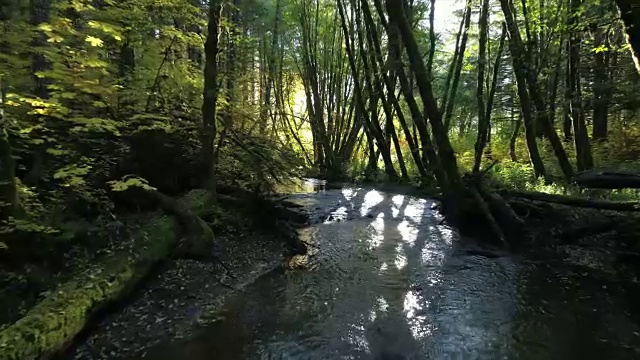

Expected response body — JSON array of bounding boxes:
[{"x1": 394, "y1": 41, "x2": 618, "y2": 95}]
[
  {"x1": 85, "y1": 36, "x2": 103, "y2": 47},
  {"x1": 38, "y1": 24, "x2": 53, "y2": 32},
  {"x1": 47, "y1": 35, "x2": 65, "y2": 43}
]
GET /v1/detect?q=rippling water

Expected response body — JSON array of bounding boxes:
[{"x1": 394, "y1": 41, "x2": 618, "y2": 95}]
[{"x1": 144, "y1": 184, "x2": 640, "y2": 360}]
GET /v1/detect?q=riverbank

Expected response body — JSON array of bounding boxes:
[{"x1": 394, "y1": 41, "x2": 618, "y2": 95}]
[
  {"x1": 60, "y1": 189, "x2": 322, "y2": 359},
  {"x1": 0, "y1": 187, "x2": 311, "y2": 360},
  {"x1": 64, "y1": 230, "x2": 286, "y2": 359}
]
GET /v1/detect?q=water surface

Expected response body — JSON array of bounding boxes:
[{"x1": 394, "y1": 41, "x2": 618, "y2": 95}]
[{"x1": 143, "y1": 185, "x2": 640, "y2": 359}]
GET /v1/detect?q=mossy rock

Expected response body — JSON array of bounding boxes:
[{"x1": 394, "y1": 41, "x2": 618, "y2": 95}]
[{"x1": 0, "y1": 190, "x2": 211, "y2": 360}]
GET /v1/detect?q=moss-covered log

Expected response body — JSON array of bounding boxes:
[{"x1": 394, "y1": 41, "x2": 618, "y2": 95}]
[{"x1": 0, "y1": 189, "x2": 211, "y2": 360}]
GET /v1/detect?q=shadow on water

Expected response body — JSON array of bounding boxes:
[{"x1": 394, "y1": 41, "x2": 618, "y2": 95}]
[{"x1": 141, "y1": 187, "x2": 640, "y2": 360}]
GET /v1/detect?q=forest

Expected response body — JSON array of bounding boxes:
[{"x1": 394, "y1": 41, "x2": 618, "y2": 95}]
[{"x1": 1, "y1": 0, "x2": 640, "y2": 358}]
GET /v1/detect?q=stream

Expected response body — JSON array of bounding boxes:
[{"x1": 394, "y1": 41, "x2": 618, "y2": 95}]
[{"x1": 139, "y1": 180, "x2": 640, "y2": 359}]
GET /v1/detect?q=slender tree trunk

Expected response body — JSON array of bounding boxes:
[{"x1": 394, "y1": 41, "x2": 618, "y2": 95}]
[
  {"x1": 591, "y1": 24, "x2": 610, "y2": 140},
  {"x1": 510, "y1": 112, "x2": 522, "y2": 162},
  {"x1": 499, "y1": 0, "x2": 546, "y2": 178},
  {"x1": 224, "y1": 1, "x2": 238, "y2": 129},
  {"x1": 547, "y1": 36, "x2": 563, "y2": 131},
  {"x1": 563, "y1": 45, "x2": 573, "y2": 141},
  {"x1": 201, "y1": 0, "x2": 221, "y2": 193},
  {"x1": 484, "y1": 23, "x2": 507, "y2": 148},
  {"x1": 473, "y1": 0, "x2": 490, "y2": 173},
  {"x1": 426, "y1": 0, "x2": 436, "y2": 79},
  {"x1": 440, "y1": 9, "x2": 466, "y2": 113},
  {"x1": 569, "y1": 0, "x2": 593, "y2": 171},
  {"x1": 443, "y1": 0, "x2": 472, "y2": 130},
  {"x1": 386, "y1": 0, "x2": 462, "y2": 191},
  {"x1": 362, "y1": 0, "x2": 425, "y2": 179},
  {"x1": 345, "y1": 0, "x2": 398, "y2": 179}
]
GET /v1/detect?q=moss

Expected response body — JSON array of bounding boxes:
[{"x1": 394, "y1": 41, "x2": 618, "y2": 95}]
[{"x1": 0, "y1": 190, "x2": 210, "y2": 360}]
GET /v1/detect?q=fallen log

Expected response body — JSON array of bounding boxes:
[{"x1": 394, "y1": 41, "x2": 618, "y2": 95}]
[
  {"x1": 0, "y1": 190, "x2": 211, "y2": 360},
  {"x1": 574, "y1": 168, "x2": 640, "y2": 189},
  {"x1": 499, "y1": 189, "x2": 640, "y2": 212},
  {"x1": 137, "y1": 188, "x2": 214, "y2": 257}
]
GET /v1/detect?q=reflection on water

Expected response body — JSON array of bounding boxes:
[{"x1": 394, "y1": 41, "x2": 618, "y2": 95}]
[{"x1": 144, "y1": 188, "x2": 640, "y2": 360}]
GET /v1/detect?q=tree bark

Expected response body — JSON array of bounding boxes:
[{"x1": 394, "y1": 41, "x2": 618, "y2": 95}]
[
  {"x1": 615, "y1": 0, "x2": 640, "y2": 74},
  {"x1": 591, "y1": 23, "x2": 610, "y2": 140},
  {"x1": 510, "y1": 113, "x2": 522, "y2": 162},
  {"x1": 568, "y1": 0, "x2": 593, "y2": 171},
  {"x1": 201, "y1": 0, "x2": 221, "y2": 194},
  {"x1": 473, "y1": 0, "x2": 490, "y2": 173}
]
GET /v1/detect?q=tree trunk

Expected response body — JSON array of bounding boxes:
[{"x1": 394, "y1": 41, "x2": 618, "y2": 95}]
[
  {"x1": 440, "y1": 9, "x2": 466, "y2": 114},
  {"x1": 499, "y1": 0, "x2": 546, "y2": 178},
  {"x1": 443, "y1": 0, "x2": 472, "y2": 130},
  {"x1": 426, "y1": 0, "x2": 436, "y2": 79},
  {"x1": 385, "y1": 0, "x2": 462, "y2": 191},
  {"x1": 344, "y1": 0, "x2": 398, "y2": 179},
  {"x1": 262, "y1": 0, "x2": 282, "y2": 132},
  {"x1": 360, "y1": 0, "x2": 411, "y2": 180},
  {"x1": 568, "y1": 0, "x2": 593, "y2": 171},
  {"x1": 510, "y1": 113, "x2": 522, "y2": 162},
  {"x1": 615, "y1": 0, "x2": 640, "y2": 74},
  {"x1": 591, "y1": 24, "x2": 610, "y2": 140},
  {"x1": 201, "y1": 0, "x2": 221, "y2": 194},
  {"x1": 563, "y1": 47, "x2": 573, "y2": 141},
  {"x1": 483, "y1": 23, "x2": 507, "y2": 162},
  {"x1": 371, "y1": 0, "x2": 438, "y2": 183},
  {"x1": 473, "y1": 0, "x2": 490, "y2": 173},
  {"x1": 223, "y1": 0, "x2": 239, "y2": 129}
]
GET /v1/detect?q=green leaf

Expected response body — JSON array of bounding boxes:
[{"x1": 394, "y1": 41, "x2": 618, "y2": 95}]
[{"x1": 107, "y1": 176, "x2": 157, "y2": 192}]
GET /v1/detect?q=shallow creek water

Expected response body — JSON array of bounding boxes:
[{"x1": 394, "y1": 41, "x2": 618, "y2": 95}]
[{"x1": 140, "y1": 180, "x2": 640, "y2": 359}]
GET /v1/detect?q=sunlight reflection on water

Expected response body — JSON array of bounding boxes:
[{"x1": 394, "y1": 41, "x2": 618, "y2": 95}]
[
  {"x1": 360, "y1": 190, "x2": 384, "y2": 216},
  {"x1": 395, "y1": 243, "x2": 407, "y2": 270},
  {"x1": 365, "y1": 214, "x2": 385, "y2": 249}
]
